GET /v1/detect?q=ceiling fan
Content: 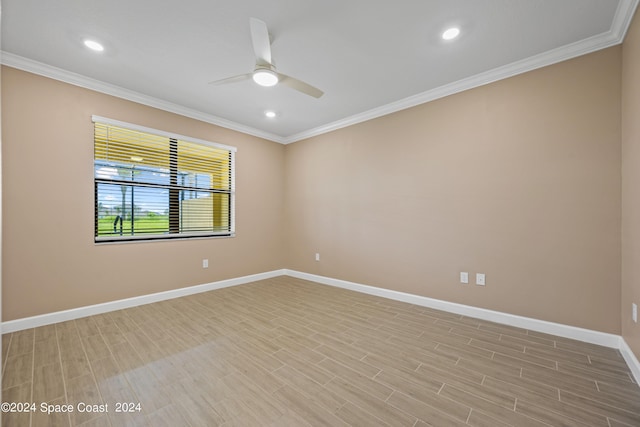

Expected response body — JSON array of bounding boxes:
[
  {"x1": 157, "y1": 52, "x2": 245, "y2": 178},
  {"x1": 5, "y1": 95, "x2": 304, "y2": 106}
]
[{"x1": 209, "y1": 18, "x2": 324, "y2": 98}]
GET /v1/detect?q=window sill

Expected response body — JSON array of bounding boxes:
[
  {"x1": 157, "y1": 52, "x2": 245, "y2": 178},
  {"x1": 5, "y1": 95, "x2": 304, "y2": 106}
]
[{"x1": 94, "y1": 233, "x2": 235, "y2": 245}]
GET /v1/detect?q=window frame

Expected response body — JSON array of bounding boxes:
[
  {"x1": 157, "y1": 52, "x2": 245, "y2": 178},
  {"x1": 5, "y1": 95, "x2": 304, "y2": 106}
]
[{"x1": 93, "y1": 115, "x2": 236, "y2": 243}]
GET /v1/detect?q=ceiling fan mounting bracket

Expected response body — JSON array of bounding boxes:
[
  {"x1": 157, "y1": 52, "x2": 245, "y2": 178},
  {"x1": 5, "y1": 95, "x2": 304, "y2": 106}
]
[{"x1": 254, "y1": 63, "x2": 276, "y2": 73}]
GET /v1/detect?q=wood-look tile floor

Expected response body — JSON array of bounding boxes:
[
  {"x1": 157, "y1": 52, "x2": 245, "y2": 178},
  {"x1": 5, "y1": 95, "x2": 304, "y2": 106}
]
[{"x1": 2, "y1": 276, "x2": 639, "y2": 427}]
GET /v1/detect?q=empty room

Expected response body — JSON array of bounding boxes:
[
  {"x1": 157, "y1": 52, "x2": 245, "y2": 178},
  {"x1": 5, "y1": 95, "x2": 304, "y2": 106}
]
[{"x1": 2, "y1": 1, "x2": 640, "y2": 426}]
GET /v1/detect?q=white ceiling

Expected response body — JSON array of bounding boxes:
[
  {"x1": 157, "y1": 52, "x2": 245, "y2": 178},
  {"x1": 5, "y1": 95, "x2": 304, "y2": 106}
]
[{"x1": 2, "y1": 0, "x2": 638, "y2": 144}]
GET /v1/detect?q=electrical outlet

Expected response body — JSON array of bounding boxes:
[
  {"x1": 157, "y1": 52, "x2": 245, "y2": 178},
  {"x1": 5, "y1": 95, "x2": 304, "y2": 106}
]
[
  {"x1": 633, "y1": 303, "x2": 638, "y2": 323},
  {"x1": 202, "y1": 259, "x2": 209, "y2": 269},
  {"x1": 460, "y1": 272, "x2": 469, "y2": 284},
  {"x1": 476, "y1": 273, "x2": 486, "y2": 286},
  {"x1": 315, "y1": 253, "x2": 320, "y2": 261}
]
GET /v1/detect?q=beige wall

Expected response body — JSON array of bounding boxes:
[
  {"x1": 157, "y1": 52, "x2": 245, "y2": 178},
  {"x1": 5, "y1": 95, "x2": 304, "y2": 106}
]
[
  {"x1": 1, "y1": 40, "x2": 630, "y2": 342},
  {"x1": 285, "y1": 47, "x2": 622, "y2": 334},
  {"x1": 622, "y1": 10, "x2": 640, "y2": 357},
  {"x1": 2, "y1": 67, "x2": 285, "y2": 320}
]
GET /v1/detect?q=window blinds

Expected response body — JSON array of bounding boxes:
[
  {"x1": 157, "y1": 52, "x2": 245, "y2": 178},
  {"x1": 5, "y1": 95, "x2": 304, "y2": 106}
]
[{"x1": 93, "y1": 116, "x2": 235, "y2": 242}]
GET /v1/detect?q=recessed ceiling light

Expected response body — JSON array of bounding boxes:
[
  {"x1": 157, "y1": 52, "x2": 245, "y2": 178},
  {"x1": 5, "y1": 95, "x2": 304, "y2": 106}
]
[
  {"x1": 265, "y1": 111, "x2": 277, "y2": 118},
  {"x1": 253, "y1": 69, "x2": 279, "y2": 87},
  {"x1": 442, "y1": 27, "x2": 460, "y2": 40},
  {"x1": 83, "y1": 39, "x2": 104, "y2": 52}
]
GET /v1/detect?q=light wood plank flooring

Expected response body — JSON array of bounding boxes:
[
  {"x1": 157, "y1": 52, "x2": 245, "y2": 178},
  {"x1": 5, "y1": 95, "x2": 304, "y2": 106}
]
[{"x1": 2, "y1": 276, "x2": 639, "y2": 426}]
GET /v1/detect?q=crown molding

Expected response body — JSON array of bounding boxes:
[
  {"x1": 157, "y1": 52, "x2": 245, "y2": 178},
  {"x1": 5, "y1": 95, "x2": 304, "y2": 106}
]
[
  {"x1": 613, "y1": 0, "x2": 640, "y2": 39},
  {"x1": 0, "y1": 51, "x2": 286, "y2": 144},
  {"x1": 2, "y1": 0, "x2": 638, "y2": 146},
  {"x1": 283, "y1": 0, "x2": 639, "y2": 144}
]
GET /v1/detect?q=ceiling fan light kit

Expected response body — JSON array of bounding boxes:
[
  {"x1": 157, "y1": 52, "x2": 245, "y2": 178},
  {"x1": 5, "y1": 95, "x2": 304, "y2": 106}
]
[
  {"x1": 252, "y1": 68, "x2": 279, "y2": 87},
  {"x1": 209, "y1": 17, "x2": 324, "y2": 98}
]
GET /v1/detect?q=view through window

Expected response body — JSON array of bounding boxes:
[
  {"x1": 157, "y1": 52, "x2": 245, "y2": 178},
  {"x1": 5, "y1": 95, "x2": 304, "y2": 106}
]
[{"x1": 93, "y1": 117, "x2": 236, "y2": 242}]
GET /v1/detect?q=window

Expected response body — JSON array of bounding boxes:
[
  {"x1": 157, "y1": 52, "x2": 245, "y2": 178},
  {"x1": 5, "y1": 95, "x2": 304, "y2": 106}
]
[{"x1": 93, "y1": 116, "x2": 235, "y2": 242}]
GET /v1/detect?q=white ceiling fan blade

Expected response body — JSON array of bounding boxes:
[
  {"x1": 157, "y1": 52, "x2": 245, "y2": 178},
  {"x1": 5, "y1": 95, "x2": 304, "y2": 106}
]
[
  {"x1": 208, "y1": 73, "x2": 252, "y2": 85},
  {"x1": 278, "y1": 73, "x2": 324, "y2": 98},
  {"x1": 250, "y1": 18, "x2": 272, "y2": 66}
]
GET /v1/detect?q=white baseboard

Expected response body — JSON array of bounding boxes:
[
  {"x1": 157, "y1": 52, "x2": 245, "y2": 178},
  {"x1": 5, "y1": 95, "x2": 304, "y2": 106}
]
[
  {"x1": 3, "y1": 267, "x2": 639, "y2": 384},
  {"x1": 285, "y1": 269, "x2": 640, "y2": 383},
  {"x1": 620, "y1": 338, "x2": 640, "y2": 385},
  {"x1": 284, "y1": 269, "x2": 622, "y2": 349},
  {"x1": 1, "y1": 269, "x2": 286, "y2": 333}
]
